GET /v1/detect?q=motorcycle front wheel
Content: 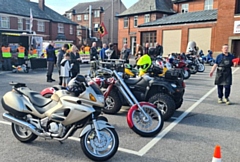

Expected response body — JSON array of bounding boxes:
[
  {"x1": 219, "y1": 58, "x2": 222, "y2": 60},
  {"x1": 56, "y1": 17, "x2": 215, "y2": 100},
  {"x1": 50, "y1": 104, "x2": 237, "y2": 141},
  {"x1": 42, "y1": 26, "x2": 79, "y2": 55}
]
[
  {"x1": 197, "y1": 63, "x2": 205, "y2": 72},
  {"x1": 127, "y1": 104, "x2": 164, "y2": 137},
  {"x1": 80, "y1": 128, "x2": 119, "y2": 161}
]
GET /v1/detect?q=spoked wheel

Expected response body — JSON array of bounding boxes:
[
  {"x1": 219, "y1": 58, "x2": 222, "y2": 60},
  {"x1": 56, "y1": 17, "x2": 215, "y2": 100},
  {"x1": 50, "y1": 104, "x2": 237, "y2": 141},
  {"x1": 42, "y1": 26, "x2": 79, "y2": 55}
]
[
  {"x1": 128, "y1": 104, "x2": 164, "y2": 137},
  {"x1": 189, "y1": 64, "x2": 198, "y2": 74},
  {"x1": 183, "y1": 69, "x2": 191, "y2": 80},
  {"x1": 81, "y1": 128, "x2": 119, "y2": 161},
  {"x1": 11, "y1": 123, "x2": 38, "y2": 143}
]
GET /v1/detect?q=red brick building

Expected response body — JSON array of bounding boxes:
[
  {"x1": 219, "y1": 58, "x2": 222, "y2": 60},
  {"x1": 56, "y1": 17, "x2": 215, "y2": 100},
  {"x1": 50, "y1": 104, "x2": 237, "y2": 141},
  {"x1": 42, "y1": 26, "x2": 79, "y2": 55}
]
[
  {"x1": 64, "y1": 0, "x2": 126, "y2": 45},
  {"x1": 118, "y1": 0, "x2": 240, "y2": 57},
  {"x1": 0, "y1": 0, "x2": 78, "y2": 46}
]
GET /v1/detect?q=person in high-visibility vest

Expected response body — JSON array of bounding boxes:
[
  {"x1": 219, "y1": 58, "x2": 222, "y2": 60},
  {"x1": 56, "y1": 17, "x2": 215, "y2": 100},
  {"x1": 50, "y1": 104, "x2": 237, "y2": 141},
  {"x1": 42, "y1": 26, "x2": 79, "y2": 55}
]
[
  {"x1": 84, "y1": 44, "x2": 90, "y2": 54},
  {"x1": 1, "y1": 44, "x2": 12, "y2": 71},
  {"x1": 17, "y1": 44, "x2": 26, "y2": 65},
  {"x1": 28, "y1": 46, "x2": 38, "y2": 59}
]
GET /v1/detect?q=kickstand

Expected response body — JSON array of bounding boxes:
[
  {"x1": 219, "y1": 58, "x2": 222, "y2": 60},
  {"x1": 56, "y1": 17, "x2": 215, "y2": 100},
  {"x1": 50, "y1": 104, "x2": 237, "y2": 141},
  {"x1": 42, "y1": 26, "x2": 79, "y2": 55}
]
[{"x1": 58, "y1": 141, "x2": 63, "y2": 144}]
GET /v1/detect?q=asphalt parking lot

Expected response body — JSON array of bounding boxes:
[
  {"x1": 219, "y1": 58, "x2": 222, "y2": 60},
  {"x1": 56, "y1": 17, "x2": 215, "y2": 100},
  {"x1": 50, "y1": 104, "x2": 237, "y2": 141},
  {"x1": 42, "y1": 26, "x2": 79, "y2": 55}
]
[{"x1": 0, "y1": 65, "x2": 240, "y2": 162}]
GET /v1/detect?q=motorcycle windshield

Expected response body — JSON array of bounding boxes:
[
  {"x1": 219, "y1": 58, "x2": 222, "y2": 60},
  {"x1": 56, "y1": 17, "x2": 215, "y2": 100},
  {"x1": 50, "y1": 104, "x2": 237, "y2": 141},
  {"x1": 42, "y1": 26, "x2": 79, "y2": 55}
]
[{"x1": 89, "y1": 82, "x2": 103, "y2": 95}]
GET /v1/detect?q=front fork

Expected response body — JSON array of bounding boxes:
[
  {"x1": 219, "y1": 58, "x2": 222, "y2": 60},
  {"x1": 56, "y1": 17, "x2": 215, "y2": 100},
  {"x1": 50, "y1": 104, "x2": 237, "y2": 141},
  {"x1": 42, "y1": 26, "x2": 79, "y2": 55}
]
[{"x1": 92, "y1": 114, "x2": 101, "y2": 141}]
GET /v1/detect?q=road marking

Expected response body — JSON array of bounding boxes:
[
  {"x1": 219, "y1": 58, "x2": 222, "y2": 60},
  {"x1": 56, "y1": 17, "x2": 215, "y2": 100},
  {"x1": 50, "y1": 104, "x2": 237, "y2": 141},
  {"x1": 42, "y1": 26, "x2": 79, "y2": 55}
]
[
  {"x1": 137, "y1": 67, "x2": 239, "y2": 156},
  {"x1": 0, "y1": 67, "x2": 238, "y2": 157},
  {"x1": 184, "y1": 98, "x2": 199, "y2": 102},
  {"x1": 0, "y1": 120, "x2": 141, "y2": 156}
]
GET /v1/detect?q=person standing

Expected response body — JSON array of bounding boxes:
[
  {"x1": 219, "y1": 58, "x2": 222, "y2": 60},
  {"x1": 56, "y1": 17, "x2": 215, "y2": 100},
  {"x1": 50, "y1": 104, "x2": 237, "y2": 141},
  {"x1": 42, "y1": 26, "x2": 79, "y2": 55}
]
[
  {"x1": 70, "y1": 45, "x2": 81, "y2": 79},
  {"x1": 1, "y1": 44, "x2": 12, "y2": 71},
  {"x1": 17, "y1": 43, "x2": 26, "y2": 65},
  {"x1": 210, "y1": 44, "x2": 235, "y2": 105},
  {"x1": 135, "y1": 44, "x2": 143, "y2": 63},
  {"x1": 46, "y1": 41, "x2": 56, "y2": 82},
  {"x1": 90, "y1": 42, "x2": 98, "y2": 61},
  {"x1": 60, "y1": 53, "x2": 73, "y2": 87},
  {"x1": 144, "y1": 43, "x2": 149, "y2": 55},
  {"x1": 99, "y1": 43, "x2": 108, "y2": 60},
  {"x1": 120, "y1": 44, "x2": 131, "y2": 63},
  {"x1": 57, "y1": 44, "x2": 69, "y2": 85},
  {"x1": 155, "y1": 42, "x2": 163, "y2": 57}
]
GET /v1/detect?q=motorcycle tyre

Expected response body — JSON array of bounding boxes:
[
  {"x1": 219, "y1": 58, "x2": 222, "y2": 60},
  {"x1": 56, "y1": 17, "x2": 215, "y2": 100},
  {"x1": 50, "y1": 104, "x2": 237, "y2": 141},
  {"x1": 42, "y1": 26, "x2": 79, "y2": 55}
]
[
  {"x1": 80, "y1": 128, "x2": 119, "y2": 161},
  {"x1": 148, "y1": 93, "x2": 176, "y2": 121},
  {"x1": 12, "y1": 123, "x2": 38, "y2": 143},
  {"x1": 189, "y1": 64, "x2": 198, "y2": 74},
  {"x1": 197, "y1": 64, "x2": 205, "y2": 72},
  {"x1": 128, "y1": 104, "x2": 164, "y2": 137},
  {"x1": 103, "y1": 90, "x2": 122, "y2": 114},
  {"x1": 183, "y1": 69, "x2": 191, "y2": 80}
]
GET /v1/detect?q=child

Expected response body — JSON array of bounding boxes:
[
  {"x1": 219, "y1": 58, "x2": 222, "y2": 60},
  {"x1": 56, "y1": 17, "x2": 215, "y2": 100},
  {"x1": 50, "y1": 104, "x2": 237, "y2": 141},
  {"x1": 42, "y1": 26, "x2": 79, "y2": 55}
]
[{"x1": 60, "y1": 53, "x2": 73, "y2": 87}]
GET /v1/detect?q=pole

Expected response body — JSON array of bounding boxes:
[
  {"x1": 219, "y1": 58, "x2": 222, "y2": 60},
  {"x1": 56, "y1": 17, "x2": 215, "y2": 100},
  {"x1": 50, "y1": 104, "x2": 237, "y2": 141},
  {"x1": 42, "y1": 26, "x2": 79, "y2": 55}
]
[{"x1": 111, "y1": 0, "x2": 113, "y2": 43}]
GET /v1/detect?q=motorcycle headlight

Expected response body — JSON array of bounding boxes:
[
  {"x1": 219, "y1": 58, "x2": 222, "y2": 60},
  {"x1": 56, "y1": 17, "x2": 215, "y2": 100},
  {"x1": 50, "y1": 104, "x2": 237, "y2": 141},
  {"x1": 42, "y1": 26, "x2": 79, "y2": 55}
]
[{"x1": 171, "y1": 83, "x2": 177, "y2": 88}]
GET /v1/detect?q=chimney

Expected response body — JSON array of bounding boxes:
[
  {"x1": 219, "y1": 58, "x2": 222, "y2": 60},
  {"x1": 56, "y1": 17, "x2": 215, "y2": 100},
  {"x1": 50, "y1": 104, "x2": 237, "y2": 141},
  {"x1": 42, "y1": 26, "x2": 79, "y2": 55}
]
[{"x1": 39, "y1": 0, "x2": 45, "y2": 11}]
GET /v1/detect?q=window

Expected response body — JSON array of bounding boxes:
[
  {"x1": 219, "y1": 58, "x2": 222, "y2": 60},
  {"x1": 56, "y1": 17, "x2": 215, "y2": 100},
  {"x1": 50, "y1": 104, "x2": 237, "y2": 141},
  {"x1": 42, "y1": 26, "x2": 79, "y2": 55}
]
[
  {"x1": 18, "y1": 18, "x2": 23, "y2": 30},
  {"x1": 70, "y1": 25, "x2": 73, "y2": 34},
  {"x1": 124, "y1": 17, "x2": 128, "y2": 28},
  {"x1": 58, "y1": 23, "x2": 64, "y2": 33},
  {"x1": 181, "y1": 3, "x2": 189, "y2": 12},
  {"x1": 77, "y1": 15, "x2": 81, "y2": 21},
  {"x1": 204, "y1": 0, "x2": 213, "y2": 10},
  {"x1": 123, "y1": 38, "x2": 127, "y2": 45},
  {"x1": 84, "y1": 14, "x2": 89, "y2": 20},
  {"x1": 134, "y1": 16, "x2": 138, "y2": 27},
  {"x1": 236, "y1": 0, "x2": 240, "y2": 14},
  {"x1": 25, "y1": 19, "x2": 30, "y2": 30},
  {"x1": 141, "y1": 31, "x2": 157, "y2": 48},
  {"x1": 67, "y1": 13, "x2": 72, "y2": 19},
  {"x1": 94, "y1": 10, "x2": 100, "y2": 17},
  {"x1": 144, "y1": 14, "x2": 150, "y2": 23},
  {"x1": 94, "y1": 24, "x2": 99, "y2": 32},
  {"x1": 37, "y1": 21, "x2": 45, "y2": 32},
  {"x1": 0, "y1": 16, "x2": 10, "y2": 28}
]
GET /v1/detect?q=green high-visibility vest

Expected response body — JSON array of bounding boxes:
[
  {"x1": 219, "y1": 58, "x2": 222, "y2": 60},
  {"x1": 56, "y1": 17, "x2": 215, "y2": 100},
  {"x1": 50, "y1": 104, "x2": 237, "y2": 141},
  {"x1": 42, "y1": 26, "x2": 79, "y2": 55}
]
[
  {"x1": 2, "y1": 47, "x2": 11, "y2": 58},
  {"x1": 18, "y1": 53, "x2": 25, "y2": 58},
  {"x1": 85, "y1": 51, "x2": 90, "y2": 55},
  {"x1": 28, "y1": 54, "x2": 37, "y2": 59}
]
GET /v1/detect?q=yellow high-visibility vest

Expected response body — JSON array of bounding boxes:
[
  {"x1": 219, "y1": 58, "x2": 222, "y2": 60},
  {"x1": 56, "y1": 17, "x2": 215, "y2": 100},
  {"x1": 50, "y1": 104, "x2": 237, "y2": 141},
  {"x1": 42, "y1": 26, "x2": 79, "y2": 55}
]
[{"x1": 1, "y1": 47, "x2": 11, "y2": 58}]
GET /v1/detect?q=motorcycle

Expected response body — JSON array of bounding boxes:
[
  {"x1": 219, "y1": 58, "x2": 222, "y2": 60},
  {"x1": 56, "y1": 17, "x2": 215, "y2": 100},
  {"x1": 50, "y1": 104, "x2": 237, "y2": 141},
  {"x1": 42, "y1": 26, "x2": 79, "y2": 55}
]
[
  {"x1": 1, "y1": 76, "x2": 119, "y2": 161},
  {"x1": 98, "y1": 62, "x2": 185, "y2": 121},
  {"x1": 171, "y1": 59, "x2": 191, "y2": 80},
  {"x1": 12, "y1": 64, "x2": 29, "y2": 73},
  {"x1": 41, "y1": 69, "x2": 164, "y2": 137}
]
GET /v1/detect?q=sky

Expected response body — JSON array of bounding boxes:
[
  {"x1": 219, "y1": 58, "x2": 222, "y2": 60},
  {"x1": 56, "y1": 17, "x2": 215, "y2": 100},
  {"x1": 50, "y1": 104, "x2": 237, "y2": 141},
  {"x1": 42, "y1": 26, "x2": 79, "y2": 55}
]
[{"x1": 31, "y1": 0, "x2": 138, "y2": 14}]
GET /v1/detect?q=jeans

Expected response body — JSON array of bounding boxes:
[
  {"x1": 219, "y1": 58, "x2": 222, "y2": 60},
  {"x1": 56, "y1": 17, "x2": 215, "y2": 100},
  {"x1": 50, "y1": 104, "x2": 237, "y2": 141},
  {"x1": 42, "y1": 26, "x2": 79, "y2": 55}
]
[
  {"x1": 47, "y1": 61, "x2": 55, "y2": 76},
  {"x1": 217, "y1": 85, "x2": 231, "y2": 99},
  {"x1": 3, "y1": 58, "x2": 12, "y2": 71}
]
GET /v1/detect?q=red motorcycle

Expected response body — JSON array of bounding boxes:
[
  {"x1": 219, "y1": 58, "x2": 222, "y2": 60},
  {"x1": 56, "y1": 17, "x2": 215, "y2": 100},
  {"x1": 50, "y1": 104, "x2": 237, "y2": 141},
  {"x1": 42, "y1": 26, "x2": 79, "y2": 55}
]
[{"x1": 171, "y1": 59, "x2": 191, "y2": 80}]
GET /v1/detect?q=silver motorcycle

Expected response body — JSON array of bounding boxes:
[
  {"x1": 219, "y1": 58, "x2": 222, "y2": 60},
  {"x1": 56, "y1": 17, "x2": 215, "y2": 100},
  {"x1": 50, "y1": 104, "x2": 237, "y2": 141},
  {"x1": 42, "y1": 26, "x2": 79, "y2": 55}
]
[{"x1": 1, "y1": 75, "x2": 119, "y2": 161}]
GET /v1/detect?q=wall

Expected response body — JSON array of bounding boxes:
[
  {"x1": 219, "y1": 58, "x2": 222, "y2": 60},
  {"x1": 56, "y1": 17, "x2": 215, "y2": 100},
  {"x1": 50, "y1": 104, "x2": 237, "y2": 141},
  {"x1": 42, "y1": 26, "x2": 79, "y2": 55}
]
[{"x1": 50, "y1": 22, "x2": 76, "y2": 42}]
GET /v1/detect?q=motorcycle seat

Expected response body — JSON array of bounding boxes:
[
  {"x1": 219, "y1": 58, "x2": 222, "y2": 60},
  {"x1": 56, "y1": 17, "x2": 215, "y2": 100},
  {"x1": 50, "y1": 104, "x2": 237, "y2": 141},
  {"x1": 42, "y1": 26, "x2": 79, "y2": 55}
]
[
  {"x1": 18, "y1": 87, "x2": 52, "y2": 107},
  {"x1": 124, "y1": 77, "x2": 142, "y2": 85}
]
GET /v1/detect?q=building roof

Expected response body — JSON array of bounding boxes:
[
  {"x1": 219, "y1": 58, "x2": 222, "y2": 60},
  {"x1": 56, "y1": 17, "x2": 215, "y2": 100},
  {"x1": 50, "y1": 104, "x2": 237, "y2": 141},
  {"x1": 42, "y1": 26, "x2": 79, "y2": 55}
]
[
  {"x1": 118, "y1": 0, "x2": 175, "y2": 17},
  {"x1": 138, "y1": 9, "x2": 218, "y2": 27},
  {"x1": 0, "y1": 0, "x2": 77, "y2": 25},
  {"x1": 66, "y1": 0, "x2": 114, "y2": 14}
]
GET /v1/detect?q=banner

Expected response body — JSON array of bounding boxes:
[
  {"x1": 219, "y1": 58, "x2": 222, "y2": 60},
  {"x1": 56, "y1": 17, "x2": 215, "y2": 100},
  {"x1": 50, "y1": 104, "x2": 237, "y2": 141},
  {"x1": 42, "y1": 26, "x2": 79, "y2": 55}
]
[
  {"x1": 30, "y1": 8, "x2": 33, "y2": 33},
  {"x1": 234, "y1": 21, "x2": 240, "y2": 34},
  {"x1": 98, "y1": 22, "x2": 108, "y2": 38}
]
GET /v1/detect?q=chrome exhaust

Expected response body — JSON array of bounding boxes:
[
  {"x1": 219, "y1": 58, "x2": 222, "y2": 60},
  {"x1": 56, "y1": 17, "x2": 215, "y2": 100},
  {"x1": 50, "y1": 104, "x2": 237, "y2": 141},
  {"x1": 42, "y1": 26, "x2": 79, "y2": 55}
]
[{"x1": 2, "y1": 113, "x2": 50, "y2": 138}]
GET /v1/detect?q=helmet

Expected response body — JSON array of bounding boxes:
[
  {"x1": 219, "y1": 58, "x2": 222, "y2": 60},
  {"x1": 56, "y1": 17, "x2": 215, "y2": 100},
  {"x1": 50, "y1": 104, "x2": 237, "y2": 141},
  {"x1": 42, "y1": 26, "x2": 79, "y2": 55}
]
[
  {"x1": 67, "y1": 76, "x2": 86, "y2": 96},
  {"x1": 137, "y1": 54, "x2": 152, "y2": 73}
]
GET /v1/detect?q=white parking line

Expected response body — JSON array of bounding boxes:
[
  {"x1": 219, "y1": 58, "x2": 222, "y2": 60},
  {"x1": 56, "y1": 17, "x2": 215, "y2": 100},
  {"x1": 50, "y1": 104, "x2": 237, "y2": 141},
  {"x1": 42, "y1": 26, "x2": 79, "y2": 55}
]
[
  {"x1": 137, "y1": 67, "x2": 239, "y2": 156},
  {"x1": 0, "y1": 67, "x2": 238, "y2": 157},
  {"x1": 0, "y1": 119, "x2": 141, "y2": 156}
]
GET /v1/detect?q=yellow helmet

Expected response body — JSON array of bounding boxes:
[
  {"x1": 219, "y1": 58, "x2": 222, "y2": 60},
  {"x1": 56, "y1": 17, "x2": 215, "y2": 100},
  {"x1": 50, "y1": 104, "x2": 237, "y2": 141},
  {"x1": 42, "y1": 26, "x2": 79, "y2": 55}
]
[{"x1": 137, "y1": 54, "x2": 152, "y2": 73}]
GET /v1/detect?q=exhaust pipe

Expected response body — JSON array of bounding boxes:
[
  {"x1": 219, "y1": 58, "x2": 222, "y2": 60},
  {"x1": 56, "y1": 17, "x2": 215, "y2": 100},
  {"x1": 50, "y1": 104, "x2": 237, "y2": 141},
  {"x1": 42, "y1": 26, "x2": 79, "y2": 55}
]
[{"x1": 2, "y1": 113, "x2": 50, "y2": 137}]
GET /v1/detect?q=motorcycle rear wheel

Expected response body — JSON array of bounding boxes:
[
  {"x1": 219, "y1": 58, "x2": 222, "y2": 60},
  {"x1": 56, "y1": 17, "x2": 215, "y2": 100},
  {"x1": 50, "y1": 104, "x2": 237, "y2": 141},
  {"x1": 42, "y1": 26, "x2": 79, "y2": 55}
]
[
  {"x1": 11, "y1": 123, "x2": 38, "y2": 143},
  {"x1": 80, "y1": 128, "x2": 119, "y2": 161},
  {"x1": 183, "y1": 69, "x2": 191, "y2": 80},
  {"x1": 197, "y1": 63, "x2": 205, "y2": 72},
  {"x1": 103, "y1": 90, "x2": 122, "y2": 114},
  {"x1": 128, "y1": 104, "x2": 164, "y2": 137},
  {"x1": 189, "y1": 64, "x2": 198, "y2": 74}
]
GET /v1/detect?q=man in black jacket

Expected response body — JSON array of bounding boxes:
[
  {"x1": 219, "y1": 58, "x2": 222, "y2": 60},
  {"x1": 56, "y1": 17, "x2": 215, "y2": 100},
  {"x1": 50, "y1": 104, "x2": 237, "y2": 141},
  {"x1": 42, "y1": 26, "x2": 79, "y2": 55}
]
[
  {"x1": 46, "y1": 41, "x2": 57, "y2": 82},
  {"x1": 155, "y1": 42, "x2": 163, "y2": 57},
  {"x1": 57, "y1": 44, "x2": 69, "y2": 85},
  {"x1": 90, "y1": 42, "x2": 98, "y2": 61}
]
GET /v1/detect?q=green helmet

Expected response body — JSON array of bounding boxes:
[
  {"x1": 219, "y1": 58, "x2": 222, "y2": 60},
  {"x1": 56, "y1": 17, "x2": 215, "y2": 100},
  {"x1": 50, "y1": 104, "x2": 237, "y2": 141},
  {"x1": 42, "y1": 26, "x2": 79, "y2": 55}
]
[{"x1": 137, "y1": 54, "x2": 152, "y2": 72}]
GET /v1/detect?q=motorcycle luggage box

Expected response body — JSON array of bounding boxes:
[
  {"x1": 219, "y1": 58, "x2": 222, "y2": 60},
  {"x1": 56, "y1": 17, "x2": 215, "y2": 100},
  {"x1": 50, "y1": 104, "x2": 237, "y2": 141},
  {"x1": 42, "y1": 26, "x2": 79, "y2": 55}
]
[{"x1": 165, "y1": 69, "x2": 180, "y2": 80}]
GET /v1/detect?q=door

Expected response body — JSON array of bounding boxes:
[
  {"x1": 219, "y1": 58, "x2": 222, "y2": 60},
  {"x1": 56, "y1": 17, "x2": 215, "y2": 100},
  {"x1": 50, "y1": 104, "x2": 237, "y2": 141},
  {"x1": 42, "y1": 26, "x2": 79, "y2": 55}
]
[
  {"x1": 130, "y1": 36, "x2": 136, "y2": 55},
  {"x1": 188, "y1": 28, "x2": 212, "y2": 54},
  {"x1": 162, "y1": 30, "x2": 181, "y2": 56},
  {"x1": 232, "y1": 40, "x2": 240, "y2": 57}
]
